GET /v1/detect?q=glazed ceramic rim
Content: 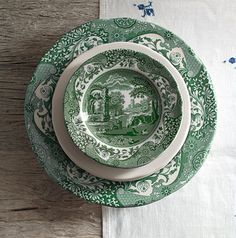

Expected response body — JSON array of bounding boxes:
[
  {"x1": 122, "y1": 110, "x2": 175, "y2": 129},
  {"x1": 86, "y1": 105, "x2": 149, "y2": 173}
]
[{"x1": 52, "y1": 42, "x2": 191, "y2": 181}]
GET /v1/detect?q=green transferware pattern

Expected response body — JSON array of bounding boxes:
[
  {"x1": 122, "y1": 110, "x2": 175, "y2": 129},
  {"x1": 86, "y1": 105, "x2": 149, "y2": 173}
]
[
  {"x1": 64, "y1": 48, "x2": 182, "y2": 168},
  {"x1": 24, "y1": 18, "x2": 217, "y2": 207}
]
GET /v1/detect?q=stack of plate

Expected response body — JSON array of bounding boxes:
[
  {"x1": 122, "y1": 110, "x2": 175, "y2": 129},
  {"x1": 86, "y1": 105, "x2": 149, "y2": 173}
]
[{"x1": 25, "y1": 18, "x2": 217, "y2": 207}]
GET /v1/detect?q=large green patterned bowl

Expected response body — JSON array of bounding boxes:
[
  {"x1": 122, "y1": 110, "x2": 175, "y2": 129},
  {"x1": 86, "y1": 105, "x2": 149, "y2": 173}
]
[
  {"x1": 25, "y1": 18, "x2": 217, "y2": 207},
  {"x1": 63, "y1": 42, "x2": 190, "y2": 169}
]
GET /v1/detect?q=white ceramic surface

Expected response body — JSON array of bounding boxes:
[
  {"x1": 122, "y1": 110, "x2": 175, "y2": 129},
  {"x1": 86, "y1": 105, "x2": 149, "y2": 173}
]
[{"x1": 52, "y1": 42, "x2": 191, "y2": 181}]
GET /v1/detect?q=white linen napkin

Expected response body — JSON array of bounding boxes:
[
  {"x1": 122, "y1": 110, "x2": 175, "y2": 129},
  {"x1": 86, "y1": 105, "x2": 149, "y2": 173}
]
[{"x1": 100, "y1": 1, "x2": 236, "y2": 237}]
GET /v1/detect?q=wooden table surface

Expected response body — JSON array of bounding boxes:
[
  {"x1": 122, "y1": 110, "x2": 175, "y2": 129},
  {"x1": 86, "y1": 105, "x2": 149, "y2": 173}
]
[{"x1": 0, "y1": 1, "x2": 102, "y2": 237}]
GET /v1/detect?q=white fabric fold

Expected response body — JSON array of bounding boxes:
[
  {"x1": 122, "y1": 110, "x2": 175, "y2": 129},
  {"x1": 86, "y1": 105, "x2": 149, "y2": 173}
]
[{"x1": 100, "y1": 1, "x2": 236, "y2": 237}]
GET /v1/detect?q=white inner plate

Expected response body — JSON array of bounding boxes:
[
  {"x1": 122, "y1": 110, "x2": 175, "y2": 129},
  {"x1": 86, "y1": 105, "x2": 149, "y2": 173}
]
[{"x1": 52, "y1": 42, "x2": 191, "y2": 181}]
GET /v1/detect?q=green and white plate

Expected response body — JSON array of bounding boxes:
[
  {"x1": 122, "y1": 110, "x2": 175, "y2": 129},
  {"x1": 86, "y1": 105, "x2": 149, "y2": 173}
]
[
  {"x1": 25, "y1": 18, "x2": 217, "y2": 207},
  {"x1": 54, "y1": 42, "x2": 191, "y2": 181},
  {"x1": 63, "y1": 42, "x2": 190, "y2": 168}
]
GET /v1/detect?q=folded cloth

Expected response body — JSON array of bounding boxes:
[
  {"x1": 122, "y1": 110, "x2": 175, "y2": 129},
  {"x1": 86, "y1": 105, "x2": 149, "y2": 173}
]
[{"x1": 100, "y1": 0, "x2": 236, "y2": 237}]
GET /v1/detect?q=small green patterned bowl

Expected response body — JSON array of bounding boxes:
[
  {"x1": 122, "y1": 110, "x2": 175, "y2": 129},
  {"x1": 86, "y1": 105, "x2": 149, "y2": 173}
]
[{"x1": 63, "y1": 42, "x2": 191, "y2": 169}]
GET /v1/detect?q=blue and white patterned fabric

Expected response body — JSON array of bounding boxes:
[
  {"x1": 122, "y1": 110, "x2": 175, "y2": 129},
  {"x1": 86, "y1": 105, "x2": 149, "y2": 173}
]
[
  {"x1": 133, "y1": 1, "x2": 155, "y2": 17},
  {"x1": 224, "y1": 57, "x2": 236, "y2": 69},
  {"x1": 100, "y1": 1, "x2": 236, "y2": 238},
  {"x1": 100, "y1": 0, "x2": 157, "y2": 20}
]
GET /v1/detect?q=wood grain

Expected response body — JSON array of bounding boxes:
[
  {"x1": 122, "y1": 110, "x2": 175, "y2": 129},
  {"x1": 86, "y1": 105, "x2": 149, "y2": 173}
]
[{"x1": 0, "y1": 1, "x2": 102, "y2": 237}]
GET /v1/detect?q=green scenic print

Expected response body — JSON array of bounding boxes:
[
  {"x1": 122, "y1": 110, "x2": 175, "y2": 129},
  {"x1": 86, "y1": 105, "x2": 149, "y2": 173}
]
[
  {"x1": 83, "y1": 69, "x2": 160, "y2": 147},
  {"x1": 64, "y1": 47, "x2": 183, "y2": 168}
]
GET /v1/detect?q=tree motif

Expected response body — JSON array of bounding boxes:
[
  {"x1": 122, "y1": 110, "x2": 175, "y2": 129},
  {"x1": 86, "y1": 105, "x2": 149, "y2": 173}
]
[
  {"x1": 129, "y1": 77, "x2": 158, "y2": 121},
  {"x1": 109, "y1": 91, "x2": 125, "y2": 116}
]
